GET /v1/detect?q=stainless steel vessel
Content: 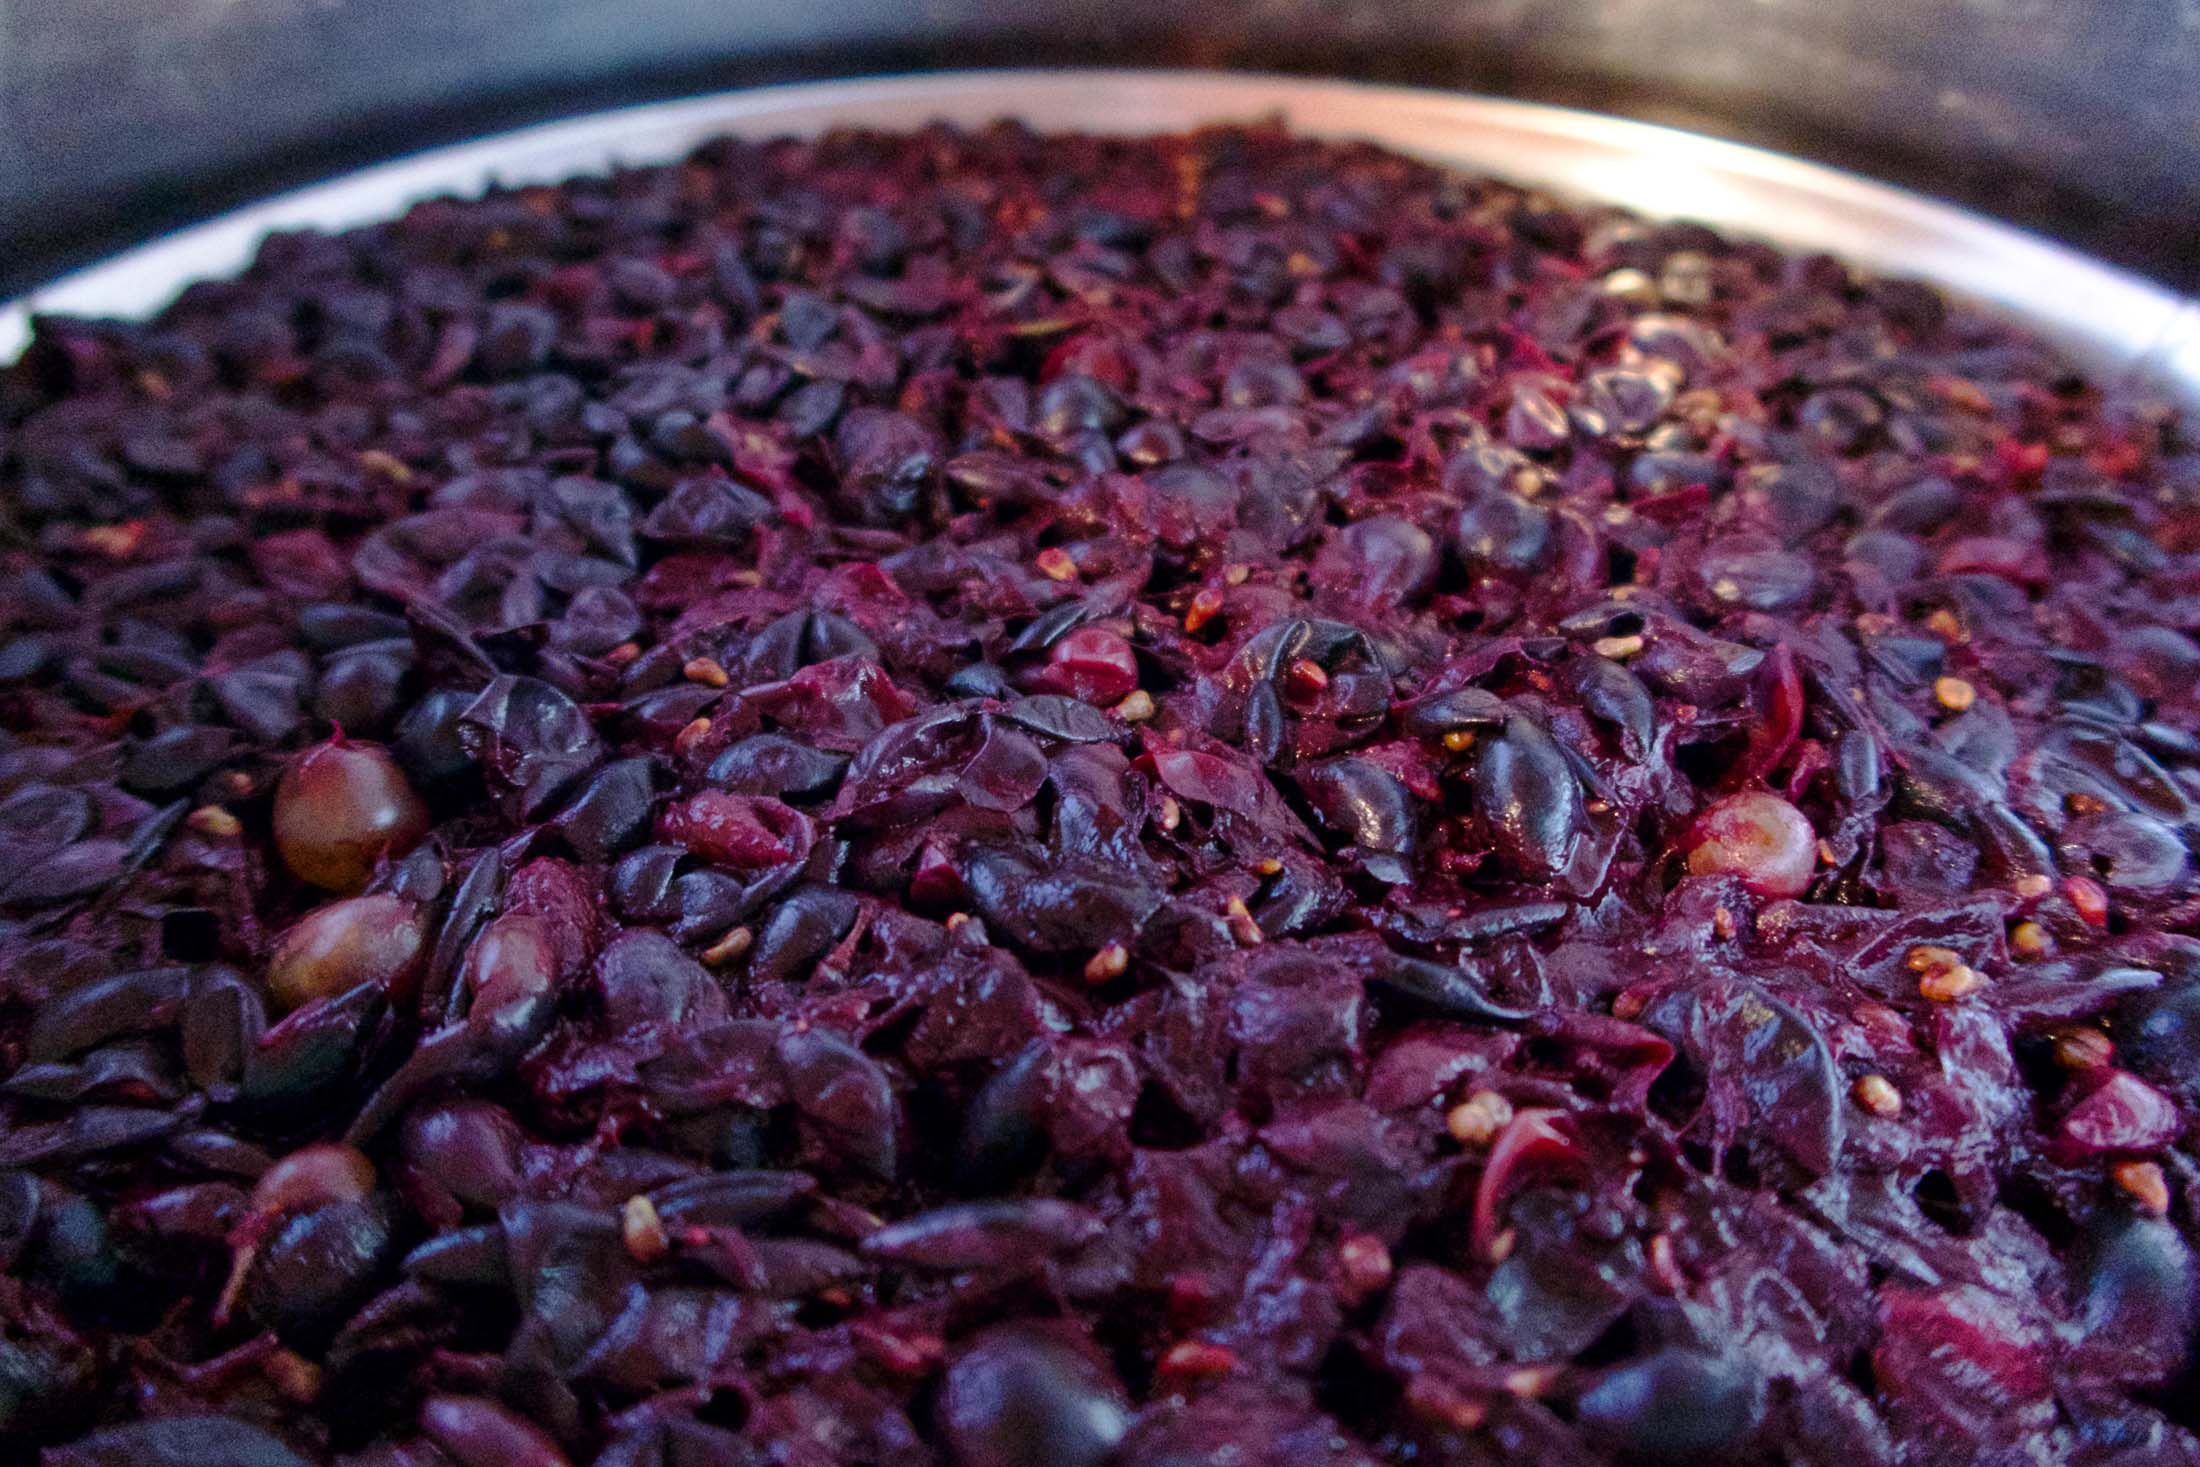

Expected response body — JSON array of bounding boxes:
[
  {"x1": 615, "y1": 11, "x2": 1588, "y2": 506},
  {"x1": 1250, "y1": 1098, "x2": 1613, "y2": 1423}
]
[
  {"x1": 6, "y1": 1, "x2": 2197, "y2": 297},
  {"x1": 6, "y1": 71, "x2": 2196, "y2": 406}
]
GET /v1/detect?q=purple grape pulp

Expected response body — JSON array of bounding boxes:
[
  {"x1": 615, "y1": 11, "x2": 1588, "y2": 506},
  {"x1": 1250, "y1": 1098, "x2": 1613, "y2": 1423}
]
[{"x1": 4, "y1": 122, "x2": 2200, "y2": 1465}]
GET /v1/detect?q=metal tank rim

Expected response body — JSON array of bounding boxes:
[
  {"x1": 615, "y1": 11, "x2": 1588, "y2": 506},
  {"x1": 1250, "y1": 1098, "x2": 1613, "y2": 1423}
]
[{"x1": 5, "y1": 68, "x2": 2196, "y2": 403}]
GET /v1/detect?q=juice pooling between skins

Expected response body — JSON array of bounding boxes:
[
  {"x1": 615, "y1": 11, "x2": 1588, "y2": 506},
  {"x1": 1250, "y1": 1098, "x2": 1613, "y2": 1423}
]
[{"x1": 3, "y1": 121, "x2": 2199, "y2": 1466}]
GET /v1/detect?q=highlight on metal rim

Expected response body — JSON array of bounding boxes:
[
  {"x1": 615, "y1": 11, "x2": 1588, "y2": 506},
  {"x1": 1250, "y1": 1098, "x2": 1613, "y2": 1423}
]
[{"x1": 2, "y1": 70, "x2": 2197, "y2": 401}]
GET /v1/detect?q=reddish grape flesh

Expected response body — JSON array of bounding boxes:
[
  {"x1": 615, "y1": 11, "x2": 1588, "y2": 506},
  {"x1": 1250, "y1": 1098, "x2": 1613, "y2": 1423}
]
[{"x1": 4, "y1": 124, "x2": 2198, "y2": 1466}]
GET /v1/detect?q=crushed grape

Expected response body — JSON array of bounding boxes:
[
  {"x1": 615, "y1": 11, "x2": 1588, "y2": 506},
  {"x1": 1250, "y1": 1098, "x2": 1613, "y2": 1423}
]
[{"x1": 3, "y1": 122, "x2": 2199, "y2": 1465}]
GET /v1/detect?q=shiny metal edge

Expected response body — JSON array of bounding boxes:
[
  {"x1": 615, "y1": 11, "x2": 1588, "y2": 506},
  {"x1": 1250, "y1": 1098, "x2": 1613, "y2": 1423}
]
[{"x1": 5, "y1": 68, "x2": 2198, "y2": 403}]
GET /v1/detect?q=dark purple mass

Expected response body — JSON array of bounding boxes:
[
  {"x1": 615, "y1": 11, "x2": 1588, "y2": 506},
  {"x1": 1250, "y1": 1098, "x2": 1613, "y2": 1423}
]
[{"x1": 3, "y1": 122, "x2": 2199, "y2": 1465}]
